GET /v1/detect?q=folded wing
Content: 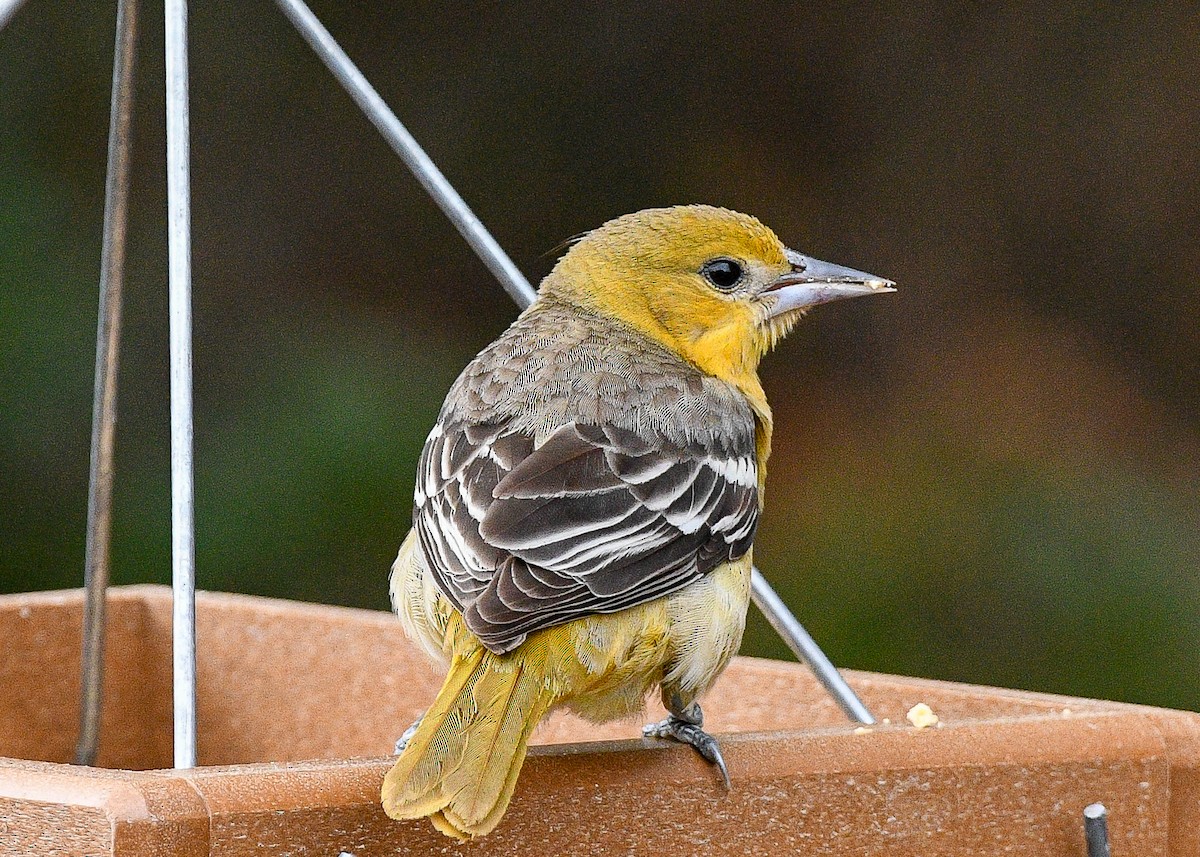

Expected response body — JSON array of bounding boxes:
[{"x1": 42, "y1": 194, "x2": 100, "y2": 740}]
[{"x1": 415, "y1": 420, "x2": 758, "y2": 653}]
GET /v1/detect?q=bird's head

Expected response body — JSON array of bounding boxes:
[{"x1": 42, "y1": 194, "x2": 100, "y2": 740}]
[{"x1": 540, "y1": 205, "x2": 894, "y2": 386}]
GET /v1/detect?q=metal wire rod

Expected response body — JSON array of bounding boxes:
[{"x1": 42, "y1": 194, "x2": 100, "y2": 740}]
[
  {"x1": 0, "y1": 0, "x2": 29, "y2": 32},
  {"x1": 272, "y1": 0, "x2": 535, "y2": 309},
  {"x1": 1084, "y1": 803, "x2": 1112, "y2": 857},
  {"x1": 166, "y1": 0, "x2": 197, "y2": 769},
  {"x1": 275, "y1": 0, "x2": 873, "y2": 725},
  {"x1": 76, "y1": 0, "x2": 139, "y2": 768},
  {"x1": 751, "y1": 567, "x2": 873, "y2": 723}
]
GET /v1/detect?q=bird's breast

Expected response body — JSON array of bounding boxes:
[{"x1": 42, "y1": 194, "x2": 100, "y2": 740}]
[{"x1": 660, "y1": 554, "x2": 754, "y2": 695}]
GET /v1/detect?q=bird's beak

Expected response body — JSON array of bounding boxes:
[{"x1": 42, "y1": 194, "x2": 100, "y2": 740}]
[{"x1": 763, "y1": 248, "x2": 896, "y2": 318}]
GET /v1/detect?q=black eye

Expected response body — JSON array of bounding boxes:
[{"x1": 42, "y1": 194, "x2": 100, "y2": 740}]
[{"x1": 700, "y1": 258, "x2": 743, "y2": 291}]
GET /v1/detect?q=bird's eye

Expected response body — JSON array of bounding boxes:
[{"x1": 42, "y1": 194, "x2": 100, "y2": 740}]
[{"x1": 700, "y1": 258, "x2": 743, "y2": 291}]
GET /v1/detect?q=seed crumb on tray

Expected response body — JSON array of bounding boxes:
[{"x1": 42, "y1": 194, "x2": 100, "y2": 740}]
[{"x1": 906, "y1": 702, "x2": 940, "y2": 729}]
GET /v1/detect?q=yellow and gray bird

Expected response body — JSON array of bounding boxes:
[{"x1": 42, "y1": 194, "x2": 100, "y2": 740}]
[{"x1": 383, "y1": 205, "x2": 893, "y2": 839}]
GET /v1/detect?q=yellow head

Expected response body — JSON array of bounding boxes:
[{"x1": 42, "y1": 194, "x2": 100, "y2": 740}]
[{"x1": 540, "y1": 205, "x2": 894, "y2": 388}]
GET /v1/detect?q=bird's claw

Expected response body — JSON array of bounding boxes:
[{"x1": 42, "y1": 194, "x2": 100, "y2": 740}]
[
  {"x1": 394, "y1": 715, "x2": 423, "y2": 754},
  {"x1": 643, "y1": 715, "x2": 731, "y2": 789}
]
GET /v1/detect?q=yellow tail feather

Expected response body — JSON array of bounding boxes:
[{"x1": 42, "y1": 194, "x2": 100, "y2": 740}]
[{"x1": 381, "y1": 642, "x2": 556, "y2": 840}]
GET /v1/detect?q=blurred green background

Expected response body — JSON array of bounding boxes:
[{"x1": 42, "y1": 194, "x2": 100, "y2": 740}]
[{"x1": 1, "y1": 4, "x2": 1197, "y2": 711}]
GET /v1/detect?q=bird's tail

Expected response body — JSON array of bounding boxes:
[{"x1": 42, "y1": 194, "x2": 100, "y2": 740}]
[{"x1": 381, "y1": 642, "x2": 557, "y2": 840}]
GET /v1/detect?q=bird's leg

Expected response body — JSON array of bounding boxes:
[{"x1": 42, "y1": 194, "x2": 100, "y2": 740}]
[
  {"x1": 394, "y1": 714, "x2": 424, "y2": 754},
  {"x1": 642, "y1": 686, "x2": 730, "y2": 789}
]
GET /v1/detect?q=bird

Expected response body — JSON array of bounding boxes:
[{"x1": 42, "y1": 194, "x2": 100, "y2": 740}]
[{"x1": 381, "y1": 205, "x2": 894, "y2": 840}]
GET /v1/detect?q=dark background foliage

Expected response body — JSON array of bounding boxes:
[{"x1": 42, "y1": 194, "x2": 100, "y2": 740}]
[{"x1": 2, "y1": 3, "x2": 1197, "y2": 710}]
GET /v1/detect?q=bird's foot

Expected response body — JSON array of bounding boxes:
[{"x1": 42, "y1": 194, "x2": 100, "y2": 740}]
[
  {"x1": 643, "y1": 714, "x2": 730, "y2": 789},
  {"x1": 393, "y1": 715, "x2": 423, "y2": 754}
]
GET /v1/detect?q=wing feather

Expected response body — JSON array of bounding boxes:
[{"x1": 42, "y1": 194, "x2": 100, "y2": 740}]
[{"x1": 414, "y1": 418, "x2": 758, "y2": 653}]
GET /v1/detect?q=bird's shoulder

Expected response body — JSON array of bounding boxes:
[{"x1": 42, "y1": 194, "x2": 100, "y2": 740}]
[{"x1": 442, "y1": 296, "x2": 756, "y2": 454}]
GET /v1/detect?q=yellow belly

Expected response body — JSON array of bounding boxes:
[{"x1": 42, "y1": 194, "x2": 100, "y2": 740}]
[{"x1": 390, "y1": 529, "x2": 752, "y2": 722}]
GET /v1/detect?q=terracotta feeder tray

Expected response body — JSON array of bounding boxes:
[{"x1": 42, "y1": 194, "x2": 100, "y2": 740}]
[{"x1": 1, "y1": 585, "x2": 1197, "y2": 855}]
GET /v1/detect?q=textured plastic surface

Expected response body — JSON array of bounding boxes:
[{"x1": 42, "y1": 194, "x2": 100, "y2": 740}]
[{"x1": 1, "y1": 586, "x2": 1197, "y2": 855}]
